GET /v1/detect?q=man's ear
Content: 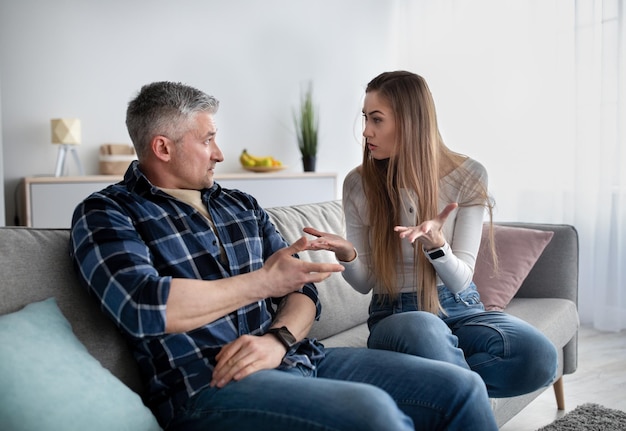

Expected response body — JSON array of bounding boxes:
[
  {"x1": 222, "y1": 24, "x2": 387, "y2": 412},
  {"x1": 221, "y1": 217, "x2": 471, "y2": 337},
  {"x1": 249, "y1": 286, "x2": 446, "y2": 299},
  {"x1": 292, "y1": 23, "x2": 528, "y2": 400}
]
[{"x1": 152, "y1": 135, "x2": 172, "y2": 162}]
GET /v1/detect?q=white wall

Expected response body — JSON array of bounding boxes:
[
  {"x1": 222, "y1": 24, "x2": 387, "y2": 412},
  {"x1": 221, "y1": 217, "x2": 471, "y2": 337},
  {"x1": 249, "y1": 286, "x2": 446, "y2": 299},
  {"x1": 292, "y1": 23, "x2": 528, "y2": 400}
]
[
  {"x1": 0, "y1": 0, "x2": 400, "y2": 224},
  {"x1": 1, "y1": 0, "x2": 577, "y2": 229}
]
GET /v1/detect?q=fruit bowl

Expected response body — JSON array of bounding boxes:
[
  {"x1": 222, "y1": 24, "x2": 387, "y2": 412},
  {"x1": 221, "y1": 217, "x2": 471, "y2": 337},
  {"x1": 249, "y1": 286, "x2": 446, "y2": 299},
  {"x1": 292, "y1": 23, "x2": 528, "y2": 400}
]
[{"x1": 242, "y1": 165, "x2": 288, "y2": 173}]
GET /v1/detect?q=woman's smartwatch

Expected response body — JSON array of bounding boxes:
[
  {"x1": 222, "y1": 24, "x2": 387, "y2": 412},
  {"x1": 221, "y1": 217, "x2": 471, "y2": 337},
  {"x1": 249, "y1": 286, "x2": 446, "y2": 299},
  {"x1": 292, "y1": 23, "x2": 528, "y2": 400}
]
[
  {"x1": 425, "y1": 242, "x2": 447, "y2": 260},
  {"x1": 427, "y1": 247, "x2": 446, "y2": 260}
]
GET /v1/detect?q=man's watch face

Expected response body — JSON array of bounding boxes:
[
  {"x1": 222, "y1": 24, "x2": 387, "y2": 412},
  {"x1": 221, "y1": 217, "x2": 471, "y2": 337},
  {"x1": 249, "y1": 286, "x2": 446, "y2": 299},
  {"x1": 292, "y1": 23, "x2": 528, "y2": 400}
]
[
  {"x1": 270, "y1": 326, "x2": 296, "y2": 349},
  {"x1": 277, "y1": 327, "x2": 296, "y2": 345}
]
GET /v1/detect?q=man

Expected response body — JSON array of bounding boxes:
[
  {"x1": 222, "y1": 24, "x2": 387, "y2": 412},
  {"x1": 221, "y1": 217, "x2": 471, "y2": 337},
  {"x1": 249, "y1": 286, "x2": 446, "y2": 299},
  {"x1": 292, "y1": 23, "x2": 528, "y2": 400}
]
[{"x1": 70, "y1": 81, "x2": 498, "y2": 430}]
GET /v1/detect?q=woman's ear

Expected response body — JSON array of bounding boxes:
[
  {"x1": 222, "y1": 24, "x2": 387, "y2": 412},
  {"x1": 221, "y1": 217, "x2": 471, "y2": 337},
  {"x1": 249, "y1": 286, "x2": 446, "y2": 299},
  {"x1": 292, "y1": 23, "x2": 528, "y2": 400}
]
[{"x1": 151, "y1": 135, "x2": 172, "y2": 162}]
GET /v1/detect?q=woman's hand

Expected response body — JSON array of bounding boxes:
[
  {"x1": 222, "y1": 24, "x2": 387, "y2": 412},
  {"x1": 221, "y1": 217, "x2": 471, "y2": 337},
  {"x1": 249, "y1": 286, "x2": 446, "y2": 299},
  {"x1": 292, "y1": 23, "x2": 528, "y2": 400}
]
[
  {"x1": 302, "y1": 227, "x2": 357, "y2": 262},
  {"x1": 394, "y1": 202, "x2": 458, "y2": 250}
]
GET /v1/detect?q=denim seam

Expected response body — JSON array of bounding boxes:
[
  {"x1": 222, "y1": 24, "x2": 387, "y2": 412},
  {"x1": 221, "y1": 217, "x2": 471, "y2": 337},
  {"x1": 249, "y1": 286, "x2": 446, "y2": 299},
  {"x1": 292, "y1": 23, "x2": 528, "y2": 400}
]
[{"x1": 457, "y1": 322, "x2": 510, "y2": 369}]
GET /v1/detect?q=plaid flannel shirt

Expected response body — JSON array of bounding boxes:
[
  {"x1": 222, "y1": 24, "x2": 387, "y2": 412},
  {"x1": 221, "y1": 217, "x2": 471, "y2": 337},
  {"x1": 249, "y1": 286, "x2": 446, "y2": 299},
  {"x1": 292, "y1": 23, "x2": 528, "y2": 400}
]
[{"x1": 70, "y1": 161, "x2": 322, "y2": 427}]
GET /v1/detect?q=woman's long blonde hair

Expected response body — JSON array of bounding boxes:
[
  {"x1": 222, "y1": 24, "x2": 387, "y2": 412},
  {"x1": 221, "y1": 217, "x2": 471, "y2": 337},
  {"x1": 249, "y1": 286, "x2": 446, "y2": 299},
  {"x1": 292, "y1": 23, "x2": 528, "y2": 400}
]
[{"x1": 361, "y1": 71, "x2": 494, "y2": 314}]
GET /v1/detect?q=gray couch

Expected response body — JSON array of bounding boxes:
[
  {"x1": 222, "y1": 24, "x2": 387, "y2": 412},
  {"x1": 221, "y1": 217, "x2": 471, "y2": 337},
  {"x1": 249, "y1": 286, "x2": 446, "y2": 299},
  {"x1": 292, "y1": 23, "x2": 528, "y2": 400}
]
[{"x1": 0, "y1": 200, "x2": 579, "y2": 428}]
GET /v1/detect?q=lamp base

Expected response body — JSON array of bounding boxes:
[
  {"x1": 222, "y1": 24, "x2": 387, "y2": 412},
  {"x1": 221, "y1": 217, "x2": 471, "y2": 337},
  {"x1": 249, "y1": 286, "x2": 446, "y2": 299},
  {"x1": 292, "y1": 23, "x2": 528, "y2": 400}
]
[{"x1": 54, "y1": 144, "x2": 84, "y2": 177}]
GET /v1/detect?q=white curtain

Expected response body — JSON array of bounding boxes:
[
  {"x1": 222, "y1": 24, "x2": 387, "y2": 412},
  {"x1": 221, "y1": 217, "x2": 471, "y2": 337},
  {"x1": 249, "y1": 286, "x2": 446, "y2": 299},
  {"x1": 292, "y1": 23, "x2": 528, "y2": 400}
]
[{"x1": 574, "y1": 0, "x2": 626, "y2": 331}]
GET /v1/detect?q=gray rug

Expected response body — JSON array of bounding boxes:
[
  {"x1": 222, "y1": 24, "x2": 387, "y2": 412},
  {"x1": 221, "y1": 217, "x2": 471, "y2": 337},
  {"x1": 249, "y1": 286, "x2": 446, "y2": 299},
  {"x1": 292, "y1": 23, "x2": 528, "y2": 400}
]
[{"x1": 537, "y1": 403, "x2": 626, "y2": 431}]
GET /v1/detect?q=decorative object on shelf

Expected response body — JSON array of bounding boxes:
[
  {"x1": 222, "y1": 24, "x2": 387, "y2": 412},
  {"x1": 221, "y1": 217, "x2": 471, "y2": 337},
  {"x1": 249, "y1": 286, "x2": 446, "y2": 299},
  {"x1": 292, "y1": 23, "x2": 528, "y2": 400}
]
[
  {"x1": 239, "y1": 149, "x2": 285, "y2": 172},
  {"x1": 50, "y1": 118, "x2": 84, "y2": 177},
  {"x1": 293, "y1": 82, "x2": 318, "y2": 172},
  {"x1": 241, "y1": 165, "x2": 287, "y2": 173},
  {"x1": 99, "y1": 143, "x2": 137, "y2": 175}
]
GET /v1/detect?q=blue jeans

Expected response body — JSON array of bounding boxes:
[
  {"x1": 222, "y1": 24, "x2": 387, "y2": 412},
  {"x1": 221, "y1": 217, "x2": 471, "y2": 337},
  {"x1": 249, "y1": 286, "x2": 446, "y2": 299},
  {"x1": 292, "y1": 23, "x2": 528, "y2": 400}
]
[
  {"x1": 167, "y1": 347, "x2": 498, "y2": 431},
  {"x1": 368, "y1": 284, "x2": 558, "y2": 398}
]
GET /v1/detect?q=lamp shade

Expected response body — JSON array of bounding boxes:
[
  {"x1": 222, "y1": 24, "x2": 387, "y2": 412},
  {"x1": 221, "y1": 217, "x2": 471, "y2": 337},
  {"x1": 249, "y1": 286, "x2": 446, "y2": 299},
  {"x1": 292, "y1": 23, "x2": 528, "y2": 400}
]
[{"x1": 51, "y1": 118, "x2": 81, "y2": 145}]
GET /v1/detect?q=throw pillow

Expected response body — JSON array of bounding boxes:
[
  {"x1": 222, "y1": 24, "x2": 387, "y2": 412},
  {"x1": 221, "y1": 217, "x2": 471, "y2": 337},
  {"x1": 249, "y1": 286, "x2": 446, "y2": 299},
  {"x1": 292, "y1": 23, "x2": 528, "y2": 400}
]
[
  {"x1": 474, "y1": 225, "x2": 554, "y2": 311},
  {"x1": 0, "y1": 298, "x2": 162, "y2": 431}
]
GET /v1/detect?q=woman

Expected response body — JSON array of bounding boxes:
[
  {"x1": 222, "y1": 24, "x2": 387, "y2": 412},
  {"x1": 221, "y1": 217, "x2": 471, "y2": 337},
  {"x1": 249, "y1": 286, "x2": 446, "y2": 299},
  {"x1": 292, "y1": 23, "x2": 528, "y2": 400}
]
[{"x1": 305, "y1": 70, "x2": 557, "y2": 398}]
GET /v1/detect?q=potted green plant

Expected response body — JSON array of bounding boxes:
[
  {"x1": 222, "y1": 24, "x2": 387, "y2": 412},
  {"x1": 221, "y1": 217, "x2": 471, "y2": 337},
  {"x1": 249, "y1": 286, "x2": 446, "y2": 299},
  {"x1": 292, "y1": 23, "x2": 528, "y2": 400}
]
[{"x1": 293, "y1": 82, "x2": 318, "y2": 172}]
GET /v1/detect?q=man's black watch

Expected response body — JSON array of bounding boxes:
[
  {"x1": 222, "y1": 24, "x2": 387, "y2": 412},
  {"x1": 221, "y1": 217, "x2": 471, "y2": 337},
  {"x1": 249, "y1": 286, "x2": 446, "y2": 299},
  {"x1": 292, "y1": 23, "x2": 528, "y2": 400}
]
[{"x1": 267, "y1": 326, "x2": 297, "y2": 350}]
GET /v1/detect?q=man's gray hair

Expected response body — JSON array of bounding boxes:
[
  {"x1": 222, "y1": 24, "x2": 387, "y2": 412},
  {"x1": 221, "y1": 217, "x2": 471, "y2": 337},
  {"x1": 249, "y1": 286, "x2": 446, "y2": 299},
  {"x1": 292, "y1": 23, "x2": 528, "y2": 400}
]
[{"x1": 126, "y1": 81, "x2": 220, "y2": 159}]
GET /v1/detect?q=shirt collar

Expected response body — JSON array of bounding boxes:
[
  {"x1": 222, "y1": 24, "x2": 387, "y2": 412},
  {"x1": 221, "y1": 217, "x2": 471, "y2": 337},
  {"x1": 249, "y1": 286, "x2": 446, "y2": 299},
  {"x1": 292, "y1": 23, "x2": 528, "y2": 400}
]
[{"x1": 123, "y1": 160, "x2": 223, "y2": 200}]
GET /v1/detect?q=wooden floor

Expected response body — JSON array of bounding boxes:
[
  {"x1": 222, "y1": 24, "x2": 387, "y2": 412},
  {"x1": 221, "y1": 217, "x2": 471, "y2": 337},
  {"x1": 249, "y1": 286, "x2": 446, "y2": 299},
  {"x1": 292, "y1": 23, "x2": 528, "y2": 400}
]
[{"x1": 500, "y1": 325, "x2": 626, "y2": 430}]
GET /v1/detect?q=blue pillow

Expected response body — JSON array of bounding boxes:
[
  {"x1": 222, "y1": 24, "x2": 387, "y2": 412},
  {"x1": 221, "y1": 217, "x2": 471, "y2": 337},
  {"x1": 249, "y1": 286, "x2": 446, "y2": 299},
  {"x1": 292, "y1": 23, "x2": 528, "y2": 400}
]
[{"x1": 0, "y1": 298, "x2": 162, "y2": 431}]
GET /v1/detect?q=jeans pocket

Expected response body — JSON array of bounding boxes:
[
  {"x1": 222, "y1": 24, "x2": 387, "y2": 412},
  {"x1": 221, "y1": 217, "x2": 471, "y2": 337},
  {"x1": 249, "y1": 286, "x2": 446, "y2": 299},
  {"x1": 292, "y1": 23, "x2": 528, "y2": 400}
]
[
  {"x1": 438, "y1": 284, "x2": 484, "y2": 321},
  {"x1": 367, "y1": 308, "x2": 392, "y2": 330},
  {"x1": 368, "y1": 296, "x2": 393, "y2": 329}
]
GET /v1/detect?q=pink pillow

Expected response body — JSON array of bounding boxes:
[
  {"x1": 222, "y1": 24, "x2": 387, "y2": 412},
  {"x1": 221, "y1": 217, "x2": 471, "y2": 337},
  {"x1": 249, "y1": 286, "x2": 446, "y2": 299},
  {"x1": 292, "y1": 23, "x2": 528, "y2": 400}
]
[{"x1": 474, "y1": 224, "x2": 554, "y2": 311}]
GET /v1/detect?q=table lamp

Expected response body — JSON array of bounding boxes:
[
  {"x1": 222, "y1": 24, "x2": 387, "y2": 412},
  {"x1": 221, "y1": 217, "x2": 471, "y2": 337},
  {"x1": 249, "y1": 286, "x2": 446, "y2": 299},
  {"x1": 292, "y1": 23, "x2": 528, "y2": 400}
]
[{"x1": 51, "y1": 118, "x2": 84, "y2": 177}]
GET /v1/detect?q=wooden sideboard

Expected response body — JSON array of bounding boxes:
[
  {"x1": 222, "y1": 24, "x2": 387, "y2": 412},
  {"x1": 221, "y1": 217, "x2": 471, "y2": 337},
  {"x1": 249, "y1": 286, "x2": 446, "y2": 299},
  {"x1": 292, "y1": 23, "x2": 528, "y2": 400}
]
[{"x1": 20, "y1": 172, "x2": 337, "y2": 228}]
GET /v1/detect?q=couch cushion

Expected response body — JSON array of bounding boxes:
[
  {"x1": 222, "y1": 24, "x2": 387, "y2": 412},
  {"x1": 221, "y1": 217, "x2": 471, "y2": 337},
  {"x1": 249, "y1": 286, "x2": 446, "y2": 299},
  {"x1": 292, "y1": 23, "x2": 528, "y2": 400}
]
[
  {"x1": 474, "y1": 225, "x2": 554, "y2": 311},
  {"x1": 318, "y1": 323, "x2": 370, "y2": 348},
  {"x1": 266, "y1": 201, "x2": 371, "y2": 340},
  {"x1": 0, "y1": 298, "x2": 161, "y2": 431},
  {"x1": 0, "y1": 227, "x2": 143, "y2": 394},
  {"x1": 492, "y1": 297, "x2": 579, "y2": 427},
  {"x1": 505, "y1": 297, "x2": 579, "y2": 349}
]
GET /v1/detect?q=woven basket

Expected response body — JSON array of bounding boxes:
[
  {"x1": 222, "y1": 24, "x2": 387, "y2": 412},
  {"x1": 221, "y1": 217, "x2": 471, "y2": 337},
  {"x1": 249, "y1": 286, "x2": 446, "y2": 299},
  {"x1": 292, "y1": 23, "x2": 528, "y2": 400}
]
[{"x1": 99, "y1": 144, "x2": 137, "y2": 175}]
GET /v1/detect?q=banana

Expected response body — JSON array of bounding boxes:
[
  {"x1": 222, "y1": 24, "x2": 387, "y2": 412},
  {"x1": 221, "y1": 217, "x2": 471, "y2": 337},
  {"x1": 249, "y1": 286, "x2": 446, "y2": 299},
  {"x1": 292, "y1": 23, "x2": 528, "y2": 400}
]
[
  {"x1": 240, "y1": 149, "x2": 282, "y2": 168},
  {"x1": 239, "y1": 149, "x2": 257, "y2": 167},
  {"x1": 245, "y1": 151, "x2": 269, "y2": 164},
  {"x1": 256, "y1": 157, "x2": 274, "y2": 167}
]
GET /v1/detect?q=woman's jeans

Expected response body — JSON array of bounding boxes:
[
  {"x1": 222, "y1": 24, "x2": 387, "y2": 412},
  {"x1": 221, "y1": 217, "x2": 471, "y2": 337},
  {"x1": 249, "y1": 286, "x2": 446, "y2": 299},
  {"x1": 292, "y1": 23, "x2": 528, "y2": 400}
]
[
  {"x1": 167, "y1": 347, "x2": 498, "y2": 431},
  {"x1": 368, "y1": 283, "x2": 558, "y2": 398}
]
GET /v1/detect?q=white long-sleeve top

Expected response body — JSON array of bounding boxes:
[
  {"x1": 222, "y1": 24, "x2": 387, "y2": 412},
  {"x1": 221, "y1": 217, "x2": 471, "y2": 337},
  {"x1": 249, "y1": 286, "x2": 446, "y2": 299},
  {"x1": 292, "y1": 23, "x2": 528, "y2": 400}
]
[{"x1": 341, "y1": 158, "x2": 487, "y2": 295}]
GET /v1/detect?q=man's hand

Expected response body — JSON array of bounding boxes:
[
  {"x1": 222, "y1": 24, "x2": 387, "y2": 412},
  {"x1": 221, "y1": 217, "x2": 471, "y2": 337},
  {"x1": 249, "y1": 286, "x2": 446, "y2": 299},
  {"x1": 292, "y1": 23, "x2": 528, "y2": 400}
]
[
  {"x1": 260, "y1": 236, "x2": 345, "y2": 297},
  {"x1": 165, "y1": 237, "x2": 343, "y2": 334},
  {"x1": 210, "y1": 333, "x2": 286, "y2": 388},
  {"x1": 394, "y1": 203, "x2": 458, "y2": 250}
]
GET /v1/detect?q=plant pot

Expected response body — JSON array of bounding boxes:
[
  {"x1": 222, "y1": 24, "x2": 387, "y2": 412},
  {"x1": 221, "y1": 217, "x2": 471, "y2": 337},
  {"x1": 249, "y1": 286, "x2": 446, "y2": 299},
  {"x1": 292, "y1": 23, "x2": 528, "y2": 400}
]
[{"x1": 302, "y1": 156, "x2": 316, "y2": 172}]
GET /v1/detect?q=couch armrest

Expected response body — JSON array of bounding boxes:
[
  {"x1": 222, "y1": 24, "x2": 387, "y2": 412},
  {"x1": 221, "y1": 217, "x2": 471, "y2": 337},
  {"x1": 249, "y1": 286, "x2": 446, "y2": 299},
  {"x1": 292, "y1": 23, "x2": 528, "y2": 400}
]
[{"x1": 496, "y1": 222, "x2": 579, "y2": 305}]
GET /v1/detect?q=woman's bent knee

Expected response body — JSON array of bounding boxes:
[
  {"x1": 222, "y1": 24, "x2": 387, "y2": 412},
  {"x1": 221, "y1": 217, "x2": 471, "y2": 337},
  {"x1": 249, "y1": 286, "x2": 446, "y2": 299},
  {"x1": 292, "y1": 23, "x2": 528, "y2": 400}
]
[
  {"x1": 370, "y1": 311, "x2": 450, "y2": 340},
  {"x1": 367, "y1": 312, "x2": 468, "y2": 368}
]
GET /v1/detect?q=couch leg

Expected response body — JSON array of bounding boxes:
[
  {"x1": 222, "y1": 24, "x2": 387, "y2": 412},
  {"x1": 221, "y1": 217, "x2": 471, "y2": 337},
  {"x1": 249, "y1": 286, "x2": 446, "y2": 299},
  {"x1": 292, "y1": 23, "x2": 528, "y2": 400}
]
[{"x1": 553, "y1": 376, "x2": 565, "y2": 410}]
